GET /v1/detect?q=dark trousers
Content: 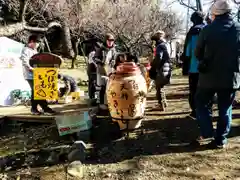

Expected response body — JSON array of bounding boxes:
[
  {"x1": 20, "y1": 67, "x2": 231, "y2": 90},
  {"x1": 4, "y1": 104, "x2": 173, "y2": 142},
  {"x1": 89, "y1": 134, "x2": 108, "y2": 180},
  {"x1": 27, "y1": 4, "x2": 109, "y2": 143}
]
[
  {"x1": 155, "y1": 75, "x2": 166, "y2": 105},
  {"x1": 156, "y1": 85, "x2": 164, "y2": 104},
  {"x1": 87, "y1": 63, "x2": 97, "y2": 99},
  {"x1": 100, "y1": 85, "x2": 106, "y2": 104},
  {"x1": 188, "y1": 73, "x2": 199, "y2": 114},
  {"x1": 27, "y1": 80, "x2": 49, "y2": 111},
  {"x1": 88, "y1": 74, "x2": 96, "y2": 99},
  {"x1": 196, "y1": 88, "x2": 236, "y2": 145}
]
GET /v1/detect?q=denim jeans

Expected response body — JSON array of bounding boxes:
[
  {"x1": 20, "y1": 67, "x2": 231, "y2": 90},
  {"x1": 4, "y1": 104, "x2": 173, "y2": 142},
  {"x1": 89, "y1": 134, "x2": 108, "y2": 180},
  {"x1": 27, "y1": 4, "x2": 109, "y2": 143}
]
[{"x1": 195, "y1": 88, "x2": 236, "y2": 145}]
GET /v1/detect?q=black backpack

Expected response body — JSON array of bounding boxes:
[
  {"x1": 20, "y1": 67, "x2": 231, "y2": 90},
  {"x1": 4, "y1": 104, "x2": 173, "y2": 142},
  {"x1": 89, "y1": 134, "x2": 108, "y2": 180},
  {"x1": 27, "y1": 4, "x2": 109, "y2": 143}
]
[{"x1": 149, "y1": 41, "x2": 168, "y2": 80}]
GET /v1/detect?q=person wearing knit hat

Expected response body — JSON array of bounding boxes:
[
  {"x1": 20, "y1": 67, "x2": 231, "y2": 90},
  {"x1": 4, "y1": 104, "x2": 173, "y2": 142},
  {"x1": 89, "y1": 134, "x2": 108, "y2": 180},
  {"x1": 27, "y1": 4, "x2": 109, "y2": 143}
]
[
  {"x1": 151, "y1": 30, "x2": 165, "y2": 41},
  {"x1": 211, "y1": 0, "x2": 233, "y2": 20},
  {"x1": 149, "y1": 30, "x2": 171, "y2": 111},
  {"x1": 193, "y1": 0, "x2": 240, "y2": 149}
]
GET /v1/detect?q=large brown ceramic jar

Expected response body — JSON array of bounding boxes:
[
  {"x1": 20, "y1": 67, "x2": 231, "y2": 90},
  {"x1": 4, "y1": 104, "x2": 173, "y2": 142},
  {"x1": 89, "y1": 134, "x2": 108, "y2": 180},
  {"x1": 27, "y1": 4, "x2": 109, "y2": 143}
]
[{"x1": 106, "y1": 62, "x2": 147, "y2": 130}]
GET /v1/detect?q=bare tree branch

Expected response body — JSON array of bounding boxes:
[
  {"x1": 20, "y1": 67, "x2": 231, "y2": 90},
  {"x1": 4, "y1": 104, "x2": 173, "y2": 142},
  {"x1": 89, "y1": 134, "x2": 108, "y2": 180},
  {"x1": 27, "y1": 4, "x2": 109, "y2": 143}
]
[
  {"x1": 178, "y1": 0, "x2": 198, "y2": 11},
  {"x1": 1, "y1": 0, "x2": 183, "y2": 57},
  {"x1": 24, "y1": 21, "x2": 61, "y2": 32}
]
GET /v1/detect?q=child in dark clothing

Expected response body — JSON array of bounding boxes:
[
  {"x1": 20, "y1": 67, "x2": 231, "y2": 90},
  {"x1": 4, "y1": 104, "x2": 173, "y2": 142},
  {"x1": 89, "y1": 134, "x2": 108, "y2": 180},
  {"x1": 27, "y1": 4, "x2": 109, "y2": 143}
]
[
  {"x1": 114, "y1": 52, "x2": 139, "y2": 70},
  {"x1": 58, "y1": 74, "x2": 78, "y2": 98}
]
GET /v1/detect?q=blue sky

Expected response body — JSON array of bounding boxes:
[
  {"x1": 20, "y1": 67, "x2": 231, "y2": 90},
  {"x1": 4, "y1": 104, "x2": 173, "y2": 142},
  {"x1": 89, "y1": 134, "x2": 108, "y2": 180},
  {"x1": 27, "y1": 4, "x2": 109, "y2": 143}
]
[
  {"x1": 160, "y1": 0, "x2": 238, "y2": 33},
  {"x1": 159, "y1": 0, "x2": 204, "y2": 33},
  {"x1": 165, "y1": 0, "x2": 238, "y2": 18},
  {"x1": 163, "y1": 0, "x2": 213, "y2": 16}
]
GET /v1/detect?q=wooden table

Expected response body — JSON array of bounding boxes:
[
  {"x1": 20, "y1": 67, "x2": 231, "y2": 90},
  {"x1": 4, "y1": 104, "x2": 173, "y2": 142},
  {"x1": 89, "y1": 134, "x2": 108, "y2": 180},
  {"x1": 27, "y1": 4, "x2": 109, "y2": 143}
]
[{"x1": 0, "y1": 100, "x2": 89, "y2": 123}]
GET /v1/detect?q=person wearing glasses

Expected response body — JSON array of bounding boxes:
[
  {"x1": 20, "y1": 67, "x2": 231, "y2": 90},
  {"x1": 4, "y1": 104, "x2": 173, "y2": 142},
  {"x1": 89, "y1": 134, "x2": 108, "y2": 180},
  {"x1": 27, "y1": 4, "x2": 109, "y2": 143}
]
[{"x1": 93, "y1": 33, "x2": 117, "y2": 109}]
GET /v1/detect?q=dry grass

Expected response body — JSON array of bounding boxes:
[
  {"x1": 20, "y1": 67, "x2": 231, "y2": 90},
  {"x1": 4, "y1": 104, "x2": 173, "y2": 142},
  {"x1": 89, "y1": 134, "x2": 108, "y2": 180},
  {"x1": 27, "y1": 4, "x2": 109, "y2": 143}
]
[{"x1": 1, "y1": 76, "x2": 240, "y2": 180}]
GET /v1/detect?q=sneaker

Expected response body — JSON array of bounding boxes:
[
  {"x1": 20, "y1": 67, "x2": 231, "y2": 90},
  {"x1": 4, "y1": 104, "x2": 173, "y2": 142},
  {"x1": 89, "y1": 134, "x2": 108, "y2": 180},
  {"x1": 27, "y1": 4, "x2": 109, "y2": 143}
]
[
  {"x1": 31, "y1": 109, "x2": 43, "y2": 115},
  {"x1": 189, "y1": 136, "x2": 203, "y2": 147},
  {"x1": 99, "y1": 104, "x2": 108, "y2": 110},
  {"x1": 233, "y1": 99, "x2": 240, "y2": 107},
  {"x1": 148, "y1": 81, "x2": 155, "y2": 92},
  {"x1": 156, "y1": 103, "x2": 165, "y2": 111},
  {"x1": 43, "y1": 108, "x2": 57, "y2": 115},
  {"x1": 188, "y1": 112, "x2": 196, "y2": 119},
  {"x1": 206, "y1": 140, "x2": 227, "y2": 149}
]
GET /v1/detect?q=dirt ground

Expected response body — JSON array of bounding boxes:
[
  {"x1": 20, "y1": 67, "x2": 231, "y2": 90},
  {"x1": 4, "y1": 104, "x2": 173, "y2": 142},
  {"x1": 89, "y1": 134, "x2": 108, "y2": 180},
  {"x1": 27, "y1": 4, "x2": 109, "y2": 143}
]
[{"x1": 0, "y1": 69, "x2": 240, "y2": 180}]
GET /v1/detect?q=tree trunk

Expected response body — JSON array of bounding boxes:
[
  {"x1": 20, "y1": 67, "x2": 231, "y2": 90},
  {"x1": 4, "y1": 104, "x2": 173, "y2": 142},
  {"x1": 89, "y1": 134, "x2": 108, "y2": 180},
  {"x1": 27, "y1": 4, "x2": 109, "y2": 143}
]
[
  {"x1": 0, "y1": 0, "x2": 28, "y2": 37},
  {"x1": 19, "y1": 0, "x2": 26, "y2": 22},
  {"x1": 61, "y1": 19, "x2": 75, "y2": 59},
  {"x1": 0, "y1": 0, "x2": 75, "y2": 60},
  {"x1": 0, "y1": 0, "x2": 61, "y2": 37},
  {"x1": 0, "y1": 22, "x2": 25, "y2": 36},
  {"x1": 71, "y1": 39, "x2": 79, "y2": 69}
]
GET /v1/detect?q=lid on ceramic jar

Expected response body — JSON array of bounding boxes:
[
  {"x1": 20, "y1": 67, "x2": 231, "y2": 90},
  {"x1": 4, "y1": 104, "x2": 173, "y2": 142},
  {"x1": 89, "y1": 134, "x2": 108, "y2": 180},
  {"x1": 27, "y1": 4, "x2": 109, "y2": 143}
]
[{"x1": 116, "y1": 62, "x2": 140, "y2": 74}]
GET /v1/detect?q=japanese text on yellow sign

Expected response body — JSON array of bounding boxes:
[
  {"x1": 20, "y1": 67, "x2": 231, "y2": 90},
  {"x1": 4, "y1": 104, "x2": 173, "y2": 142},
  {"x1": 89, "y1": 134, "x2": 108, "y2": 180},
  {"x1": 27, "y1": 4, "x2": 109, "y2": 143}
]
[{"x1": 33, "y1": 68, "x2": 58, "y2": 100}]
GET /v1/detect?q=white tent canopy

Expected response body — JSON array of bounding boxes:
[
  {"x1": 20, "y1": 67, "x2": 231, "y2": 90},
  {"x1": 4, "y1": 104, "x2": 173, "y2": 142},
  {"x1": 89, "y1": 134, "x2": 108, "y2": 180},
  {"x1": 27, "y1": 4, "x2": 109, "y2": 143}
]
[{"x1": 0, "y1": 37, "x2": 31, "y2": 106}]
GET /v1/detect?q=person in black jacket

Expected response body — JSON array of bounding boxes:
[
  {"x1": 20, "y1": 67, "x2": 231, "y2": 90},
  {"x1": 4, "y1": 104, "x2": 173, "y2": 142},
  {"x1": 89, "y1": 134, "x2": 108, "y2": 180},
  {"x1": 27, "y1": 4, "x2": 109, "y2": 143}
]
[
  {"x1": 185, "y1": 11, "x2": 206, "y2": 118},
  {"x1": 181, "y1": 12, "x2": 205, "y2": 76},
  {"x1": 194, "y1": 0, "x2": 240, "y2": 149},
  {"x1": 150, "y1": 30, "x2": 171, "y2": 111}
]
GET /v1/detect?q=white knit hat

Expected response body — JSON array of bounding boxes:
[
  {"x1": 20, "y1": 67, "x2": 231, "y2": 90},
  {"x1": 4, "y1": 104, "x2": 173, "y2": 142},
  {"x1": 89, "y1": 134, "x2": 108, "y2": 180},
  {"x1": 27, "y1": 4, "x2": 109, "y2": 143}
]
[
  {"x1": 211, "y1": 0, "x2": 233, "y2": 15},
  {"x1": 155, "y1": 30, "x2": 165, "y2": 37},
  {"x1": 151, "y1": 30, "x2": 165, "y2": 41}
]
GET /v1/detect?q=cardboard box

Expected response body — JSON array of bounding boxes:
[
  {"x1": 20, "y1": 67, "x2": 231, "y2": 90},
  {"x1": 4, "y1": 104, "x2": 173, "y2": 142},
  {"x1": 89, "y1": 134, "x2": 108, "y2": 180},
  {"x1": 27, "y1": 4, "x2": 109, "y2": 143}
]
[{"x1": 55, "y1": 111, "x2": 92, "y2": 136}]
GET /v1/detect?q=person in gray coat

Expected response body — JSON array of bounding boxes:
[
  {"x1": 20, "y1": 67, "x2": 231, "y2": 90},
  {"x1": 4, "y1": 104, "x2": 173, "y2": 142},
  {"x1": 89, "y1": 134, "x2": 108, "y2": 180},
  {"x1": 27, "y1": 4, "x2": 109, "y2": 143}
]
[{"x1": 194, "y1": 0, "x2": 240, "y2": 149}]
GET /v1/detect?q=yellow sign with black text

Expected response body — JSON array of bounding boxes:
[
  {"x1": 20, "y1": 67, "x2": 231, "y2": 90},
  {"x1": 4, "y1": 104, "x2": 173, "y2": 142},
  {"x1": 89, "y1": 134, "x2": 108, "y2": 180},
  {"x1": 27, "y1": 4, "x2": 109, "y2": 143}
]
[{"x1": 33, "y1": 68, "x2": 58, "y2": 100}]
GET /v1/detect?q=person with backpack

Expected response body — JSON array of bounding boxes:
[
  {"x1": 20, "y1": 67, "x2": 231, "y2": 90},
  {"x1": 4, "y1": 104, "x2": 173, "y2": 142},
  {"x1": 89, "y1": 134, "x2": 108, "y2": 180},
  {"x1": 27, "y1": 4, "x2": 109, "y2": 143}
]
[
  {"x1": 194, "y1": 0, "x2": 240, "y2": 149},
  {"x1": 185, "y1": 11, "x2": 206, "y2": 118},
  {"x1": 150, "y1": 30, "x2": 171, "y2": 111}
]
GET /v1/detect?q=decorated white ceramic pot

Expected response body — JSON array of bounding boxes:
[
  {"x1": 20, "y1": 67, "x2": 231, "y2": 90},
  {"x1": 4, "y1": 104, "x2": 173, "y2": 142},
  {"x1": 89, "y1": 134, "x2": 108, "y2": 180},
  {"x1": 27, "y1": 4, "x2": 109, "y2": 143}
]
[{"x1": 106, "y1": 62, "x2": 148, "y2": 130}]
